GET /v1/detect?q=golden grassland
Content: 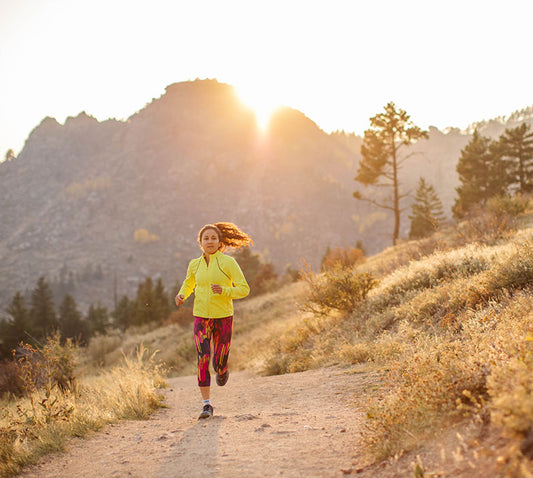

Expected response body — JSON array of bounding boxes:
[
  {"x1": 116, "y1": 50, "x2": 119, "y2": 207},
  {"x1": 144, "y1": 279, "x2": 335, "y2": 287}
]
[
  {"x1": 80, "y1": 206, "x2": 533, "y2": 475},
  {"x1": 2, "y1": 200, "x2": 533, "y2": 476},
  {"x1": 0, "y1": 345, "x2": 166, "y2": 477}
]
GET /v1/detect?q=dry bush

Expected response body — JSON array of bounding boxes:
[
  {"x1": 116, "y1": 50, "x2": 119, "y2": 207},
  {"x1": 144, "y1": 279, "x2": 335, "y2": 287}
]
[
  {"x1": 458, "y1": 293, "x2": 533, "y2": 436},
  {"x1": 301, "y1": 264, "x2": 377, "y2": 316},
  {"x1": 14, "y1": 335, "x2": 78, "y2": 397},
  {"x1": 321, "y1": 246, "x2": 365, "y2": 271},
  {"x1": 261, "y1": 314, "x2": 339, "y2": 375},
  {"x1": 490, "y1": 355, "x2": 533, "y2": 436},
  {"x1": 0, "y1": 360, "x2": 25, "y2": 398},
  {"x1": 133, "y1": 228, "x2": 160, "y2": 244},
  {"x1": 340, "y1": 331, "x2": 407, "y2": 365},
  {"x1": 483, "y1": 239, "x2": 533, "y2": 295},
  {"x1": 362, "y1": 339, "x2": 488, "y2": 460},
  {"x1": 398, "y1": 240, "x2": 532, "y2": 328},
  {"x1": 487, "y1": 193, "x2": 530, "y2": 218},
  {"x1": 85, "y1": 331, "x2": 124, "y2": 368},
  {"x1": 166, "y1": 306, "x2": 194, "y2": 327},
  {"x1": 373, "y1": 244, "x2": 494, "y2": 303},
  {"x1": 229, "y1": 282, "x2": 311, "y2": 374},
  {"x1": 355, "y1": 244, "x2": 501, "y2": 335},
  {"x1": 360, "y1": 234, "x2": 443, "y2": 278},
  {"x1": 455, "y1": 195, "x2": 528, "y2": 246},
  {"x1": 250, "y1": 263, "x2": 281, "y2": 296}
]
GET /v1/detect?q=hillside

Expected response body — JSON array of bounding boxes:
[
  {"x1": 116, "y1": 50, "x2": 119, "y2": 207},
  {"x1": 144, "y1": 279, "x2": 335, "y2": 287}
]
[
  {"x1": 1, "y1": 79, "x2": 531, "y2": 313},
  {"x1": 6, "y1": 202, "x2": 533, "y2": 477}
]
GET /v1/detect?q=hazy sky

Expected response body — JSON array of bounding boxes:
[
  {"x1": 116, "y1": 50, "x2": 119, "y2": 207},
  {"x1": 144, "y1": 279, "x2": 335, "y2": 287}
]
[{"x1": 1, "y1": 0, "x2": 532, "y2": 158}]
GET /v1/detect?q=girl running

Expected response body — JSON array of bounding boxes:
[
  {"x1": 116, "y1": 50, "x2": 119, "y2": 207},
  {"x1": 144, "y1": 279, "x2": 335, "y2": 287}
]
[{"x1": 175, "y1": 222, "x2": 252, "y2": 419}]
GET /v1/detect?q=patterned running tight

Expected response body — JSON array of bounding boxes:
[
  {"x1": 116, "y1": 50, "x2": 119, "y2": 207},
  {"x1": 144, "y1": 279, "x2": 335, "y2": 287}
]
[{"x1": 193, "y1": 316, "x2": 233, "y2": 387}]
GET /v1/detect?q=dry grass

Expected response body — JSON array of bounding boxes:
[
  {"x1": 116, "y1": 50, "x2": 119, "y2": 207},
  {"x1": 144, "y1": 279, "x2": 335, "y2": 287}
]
[
  {"x1": 32, "y1": 206, "x2": 532, "y2": 474},
  {"x1": 0, "y1": 345, "x2": 166, "y2": 478},
  {"x1": 223, "y1": 208, "x2": 533, "y2": 473},
  {"x1": 84, "y1": 322, "x2": 196, "y2": 377}
]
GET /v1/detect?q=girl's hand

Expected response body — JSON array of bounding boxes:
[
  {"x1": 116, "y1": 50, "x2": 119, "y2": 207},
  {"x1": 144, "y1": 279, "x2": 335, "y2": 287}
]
[
  {"x1": 175, "y1": 294, "x2": 185, "y2": 306},
  {"x1": 211, "y1": 284, "x2": 223, "y2": 294}
]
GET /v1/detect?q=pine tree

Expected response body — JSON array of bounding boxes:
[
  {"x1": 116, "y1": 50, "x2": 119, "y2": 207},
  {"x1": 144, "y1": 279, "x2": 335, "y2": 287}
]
[
  {"x1": 409, "y1": 177, "x2": 446, "y2": 239},
  {"x1": 86, "y1": 302, "x2": 110, "y2": 335},
  {"x1": 134, "y1": 277, "x2": 154, "y2": 326},
  {"x1": 230, "y1": 246, "x2": 262, "y2": 285},
  {"x1": 453, "y1": 130, "x2": 508, "y2": 217},
  {"x1": 4, "y1": 149, "x2": 15, "y2": 162},
  {"x1": 58, "y1": 294, "x2": 89, "y2": 343},
  {"x1": 498, "y1": 122, "x2": 533, "y2": 194},
  {"x1": 153, "y1": 278, "x2": 170, "y2": 323},
  {"x1": 30, "y1": 276, "x2": 58, "y2": 338},
  {"x1": 354, "y1": 102, "x2": 428, "y2": 245},
  {"x1": 0, "y1": 292, "x2": 32, "y2": 357},
  {"x1": 112, "y1": 295, "x2": 135, "y2": 331},
  {"x1": 134, "y1": 277, "x2": 169, "y2": 326}
]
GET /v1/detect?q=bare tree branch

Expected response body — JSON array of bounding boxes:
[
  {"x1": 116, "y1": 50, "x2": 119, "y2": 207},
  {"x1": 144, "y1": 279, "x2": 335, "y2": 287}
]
[{"x1": 353, "y1": 193, "x2": 395, "y2": 211}]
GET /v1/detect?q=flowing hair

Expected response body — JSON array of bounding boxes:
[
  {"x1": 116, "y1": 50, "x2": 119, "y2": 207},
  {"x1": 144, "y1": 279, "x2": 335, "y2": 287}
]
[{"x1": 197, "y1": 222, "x2": 253, "y2": 251}]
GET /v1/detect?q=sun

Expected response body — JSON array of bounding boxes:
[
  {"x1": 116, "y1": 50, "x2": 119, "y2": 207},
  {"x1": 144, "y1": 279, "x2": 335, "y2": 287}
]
[{"x1": 235, "y1": 84, "x2": 282, "y2": 132}]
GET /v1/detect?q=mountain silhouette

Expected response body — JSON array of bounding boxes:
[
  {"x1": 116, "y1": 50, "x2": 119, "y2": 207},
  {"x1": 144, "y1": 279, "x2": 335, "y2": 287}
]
[{"x1": 0, "y1": 79, "x2": 531, "y2": 311}]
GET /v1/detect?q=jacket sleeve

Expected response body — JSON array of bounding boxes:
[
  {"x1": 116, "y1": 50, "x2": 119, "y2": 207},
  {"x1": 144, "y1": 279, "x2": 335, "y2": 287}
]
[
  {"x1": 221, "y1": 257, "x2": 250, "y2": 299},
  {"x1": 178, "y1": 259, "x2": 197, "y2": 300}
]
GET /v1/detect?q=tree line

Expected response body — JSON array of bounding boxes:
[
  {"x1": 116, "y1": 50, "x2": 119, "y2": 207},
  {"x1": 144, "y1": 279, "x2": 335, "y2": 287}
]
[
  {"x1": 0, "y1": 275, "x2": 170, "y2": 359},
  {"x1": 0, "y1": 246, "x2": 283, "y2": 360},
  {"x1": 354, "y1": 102, "x2": 533, "y2": 243}
]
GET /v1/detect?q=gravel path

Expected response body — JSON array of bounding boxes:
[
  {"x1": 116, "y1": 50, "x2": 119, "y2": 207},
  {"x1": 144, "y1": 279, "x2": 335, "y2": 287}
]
[{"x1": 19, "y1": 366, "x2": 377, "y2": 477}]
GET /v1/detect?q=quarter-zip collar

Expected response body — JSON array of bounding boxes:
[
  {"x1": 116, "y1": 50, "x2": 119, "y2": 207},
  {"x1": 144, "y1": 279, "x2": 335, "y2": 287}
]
[{"x1": 203, "y1": 249, "x2": 222, "y2": 267}]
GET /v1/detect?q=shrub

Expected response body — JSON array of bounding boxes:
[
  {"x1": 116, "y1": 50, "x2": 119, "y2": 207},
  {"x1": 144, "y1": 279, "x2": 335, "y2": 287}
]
[
  {"x1": 167, "y1": 306, "x2": 194, "y2": 327},
  {"x1": 133, "y1": 228, "x2": 160, "y2": 244},
  {"x1": 372, "y1": 244, "x2": 493, "y2": 311},
  {"x1": 0, "y1": 360, "x2": 25, "y2": 397},
  {"x1": 302, "y1": 264, "x2": 377, "y2": 316},
  {"x1": 484, "y1": 240, "x2": 533, "y2": 295},
  {"x1": 250, "y1": 263, "x2": 280, "y2": 296},
  {"x1": 321, "y1": 246, "x2": 365, "y2": 271},
  {"x1": 15, "y1": 334, "x2": 78, "y2": 397},
  {"x1": 12, "y1": 336, "x2": 78, "y2": 428},
  {"x1": 456, "y1": 196, "x2": 527, "y2": 245},
  {"x1": 469, "y1": 293, "x2": 533, "y2": 437},
  {"x1": 362, "y1": 340, "x2": 488, "y2": 459},
  {"x1": 85, "y1": 331, "x2": 124, "y2": 367},
  {"x1": 487, "y1": 193, "x2": 529, "y2": 218}
]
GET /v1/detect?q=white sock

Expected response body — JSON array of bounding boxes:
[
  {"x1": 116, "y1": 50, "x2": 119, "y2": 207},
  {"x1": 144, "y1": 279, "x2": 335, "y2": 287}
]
[{"x1": 203, "y1": 399, "x2": 211, "y2": 406}]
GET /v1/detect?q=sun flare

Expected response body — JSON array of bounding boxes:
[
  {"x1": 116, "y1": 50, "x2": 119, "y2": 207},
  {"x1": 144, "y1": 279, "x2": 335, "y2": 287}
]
[{"x1": 236, "y1": 85, "x2": 283, "y2": 131}]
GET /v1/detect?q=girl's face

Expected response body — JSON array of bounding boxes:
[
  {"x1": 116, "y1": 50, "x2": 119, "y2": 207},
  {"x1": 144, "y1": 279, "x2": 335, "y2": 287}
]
[{"x1": 201, "y1": 228, "x2": 221, "y2": 255}]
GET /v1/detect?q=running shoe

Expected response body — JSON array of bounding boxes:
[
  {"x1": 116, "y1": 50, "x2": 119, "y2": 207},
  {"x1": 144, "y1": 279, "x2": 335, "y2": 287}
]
[
  {"x1": 216, "y1": 370, "x2": 229, "y2": 386},
  {"x1": 198, "y1": 403, "x2": 213, "y2": 419}
]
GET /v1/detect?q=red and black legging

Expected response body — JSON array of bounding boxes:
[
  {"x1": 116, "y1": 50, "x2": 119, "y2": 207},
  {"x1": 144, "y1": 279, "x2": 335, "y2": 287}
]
[{"x1": 193, "y1": 316, "x2": 233, "y2": 387}]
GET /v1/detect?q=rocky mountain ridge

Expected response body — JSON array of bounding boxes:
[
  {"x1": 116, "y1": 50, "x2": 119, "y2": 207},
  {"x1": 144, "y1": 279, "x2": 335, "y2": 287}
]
[{"x1": 1, "y1": 79, "x2": 531, "y2": 311}]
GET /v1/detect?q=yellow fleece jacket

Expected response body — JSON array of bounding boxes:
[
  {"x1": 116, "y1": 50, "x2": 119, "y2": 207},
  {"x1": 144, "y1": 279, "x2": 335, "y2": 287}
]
[{"x1": 178, "y1": 250, "x2": 250, "y2": 318}]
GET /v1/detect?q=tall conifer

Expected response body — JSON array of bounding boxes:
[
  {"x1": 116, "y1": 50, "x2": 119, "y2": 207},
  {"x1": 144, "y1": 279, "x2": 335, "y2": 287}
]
[
  {"x1": 58, "y1": 294, "x2": 89, "y2": 343},
  {"x1": 498, "y1": 122, "x2": 533, "y2": 194},
  {"x1": 0, "y1": 292, "x2": 32, "y2": 357},
  {"x1": 354, "y1": 102, "x2": 428, "y2": 245},
  {"x1": 453, "y1": 130, "x2": 508, "y2": 217},
  {"x1": 408, "y1": 177, "x2": 446, "y2": 239},
  {"x1": 30, "y1": 276, "x2": 58, "y2": 338},
  {"x1": 112, "y1": 295, "x2": 135, "y2": 331},
  {"x1": 87, "y1": 302, "x2": 110, "y2": 335}
]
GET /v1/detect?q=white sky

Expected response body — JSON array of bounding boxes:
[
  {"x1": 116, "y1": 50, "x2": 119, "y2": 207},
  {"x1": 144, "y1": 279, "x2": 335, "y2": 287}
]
[{"x1": 1, "y1": 0, "x2": 532, "y2": 158}]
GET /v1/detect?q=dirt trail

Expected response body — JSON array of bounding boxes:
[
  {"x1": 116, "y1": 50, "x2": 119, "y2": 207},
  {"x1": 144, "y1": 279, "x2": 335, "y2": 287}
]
[{"x1": 19, "y1": 367, "x2": 378, "y2": 478}]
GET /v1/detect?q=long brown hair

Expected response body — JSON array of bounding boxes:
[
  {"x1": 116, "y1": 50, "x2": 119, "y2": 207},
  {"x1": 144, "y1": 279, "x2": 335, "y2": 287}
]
[{"x1": 197, "y1": 222, "x2": 253, "y2": 252}]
